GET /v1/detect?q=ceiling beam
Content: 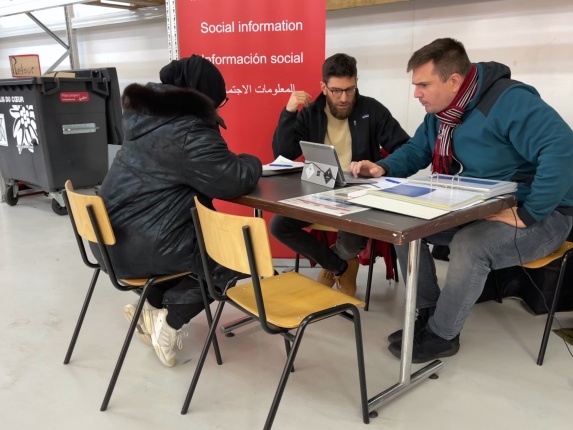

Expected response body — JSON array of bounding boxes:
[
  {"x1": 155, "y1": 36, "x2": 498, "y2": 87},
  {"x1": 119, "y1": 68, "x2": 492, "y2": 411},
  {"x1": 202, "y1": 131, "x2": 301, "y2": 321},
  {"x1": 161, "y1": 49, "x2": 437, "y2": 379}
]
[
  {"x1": 85, "y1": 0, "x2": 164, "y2": 9},
  {"x1": 1, "y1": 0, "x2": 409, "y2": 18},
  {"x1": 0, "y1": 0, "x2": 90, "y2": 17},
  {"x1": 326, "y1": 0, "x2": 410, "y2": 11}
]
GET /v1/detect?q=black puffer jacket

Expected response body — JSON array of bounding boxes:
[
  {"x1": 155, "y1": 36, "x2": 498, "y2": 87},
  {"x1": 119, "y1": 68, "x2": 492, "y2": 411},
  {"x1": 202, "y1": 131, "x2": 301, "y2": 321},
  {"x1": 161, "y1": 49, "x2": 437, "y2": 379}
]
[{"x1": 96, "y1": 82, "x2": 262, "y2": 280}]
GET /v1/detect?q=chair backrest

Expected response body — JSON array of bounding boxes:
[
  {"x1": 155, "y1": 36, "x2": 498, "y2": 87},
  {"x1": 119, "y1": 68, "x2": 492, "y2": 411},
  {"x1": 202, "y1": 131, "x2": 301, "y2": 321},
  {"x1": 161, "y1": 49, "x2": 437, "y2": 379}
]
[
  {"x1": 64, "y1": 180, "x2": 116, "y2": 245},
  {"x1": 193, "y1": 197, "x2": 275, "y2": 278}
]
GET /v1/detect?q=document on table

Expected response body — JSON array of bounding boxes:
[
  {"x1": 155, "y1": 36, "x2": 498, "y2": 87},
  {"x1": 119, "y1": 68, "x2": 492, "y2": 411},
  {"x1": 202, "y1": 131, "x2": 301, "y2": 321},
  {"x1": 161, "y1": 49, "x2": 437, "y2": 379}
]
[
  {"x1": 262, "y1": 156, "x2": 304, "y2": 176},
  {"x1": 279, "y1": 186, "x2": 373, "y2": 216},
  {"x1": 347, "y1": 177, "x2": 487, "y2": 219}
]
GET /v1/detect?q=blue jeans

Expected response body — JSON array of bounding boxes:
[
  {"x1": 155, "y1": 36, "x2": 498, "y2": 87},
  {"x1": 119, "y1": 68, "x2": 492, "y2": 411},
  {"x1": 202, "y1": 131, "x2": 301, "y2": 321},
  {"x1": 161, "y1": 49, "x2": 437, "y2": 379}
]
[{"x1": 394, "y1": 211, "x2": 573, "y2": 340}]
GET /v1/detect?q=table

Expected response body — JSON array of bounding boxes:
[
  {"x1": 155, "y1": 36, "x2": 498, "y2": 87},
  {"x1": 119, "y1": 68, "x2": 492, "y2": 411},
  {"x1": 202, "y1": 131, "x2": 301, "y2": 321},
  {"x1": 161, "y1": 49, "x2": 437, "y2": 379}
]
[{"x1": 229, "y1": 173, "x2": 516, "y2": 414}]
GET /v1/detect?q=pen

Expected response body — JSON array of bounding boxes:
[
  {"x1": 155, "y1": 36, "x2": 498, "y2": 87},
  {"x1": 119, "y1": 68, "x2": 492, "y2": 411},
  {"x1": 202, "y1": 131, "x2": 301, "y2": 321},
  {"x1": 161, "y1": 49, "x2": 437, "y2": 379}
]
[
  {"x1": 385, "y1": 178, "x2": 400, "y2": 184},
  {"x1": 269, "y1": 163, "x2": 293, "y2": 167}
]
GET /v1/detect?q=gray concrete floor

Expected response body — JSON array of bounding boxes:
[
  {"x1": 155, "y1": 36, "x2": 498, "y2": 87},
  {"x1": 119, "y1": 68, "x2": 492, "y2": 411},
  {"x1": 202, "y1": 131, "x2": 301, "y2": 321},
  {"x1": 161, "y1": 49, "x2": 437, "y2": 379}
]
[{"x1": 1, "y1": 194, "x2": 572, "y2": 430}]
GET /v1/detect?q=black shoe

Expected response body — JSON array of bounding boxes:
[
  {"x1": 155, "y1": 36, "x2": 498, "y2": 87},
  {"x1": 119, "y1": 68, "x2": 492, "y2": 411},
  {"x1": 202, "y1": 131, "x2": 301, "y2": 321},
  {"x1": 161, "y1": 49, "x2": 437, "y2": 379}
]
[
  {"x1": 388, "y1": 326, "x2": 460, "y2": 364},
  {"x1": 387, "y1": 306, "x2": 435, "y2": 343},
  {"x1": 431, "y1": 245, "x2": 450, "y2": 261}
]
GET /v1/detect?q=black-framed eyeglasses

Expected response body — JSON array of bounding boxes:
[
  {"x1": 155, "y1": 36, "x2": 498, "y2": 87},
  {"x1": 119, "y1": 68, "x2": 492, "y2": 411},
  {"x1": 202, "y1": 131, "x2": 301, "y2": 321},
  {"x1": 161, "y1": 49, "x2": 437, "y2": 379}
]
[
  {"x1": 218, "y1": 97, "x2": 229, "y2": 109},
  {"x1": 326, "y1": 86, "x2": 357, "y2": 98}
]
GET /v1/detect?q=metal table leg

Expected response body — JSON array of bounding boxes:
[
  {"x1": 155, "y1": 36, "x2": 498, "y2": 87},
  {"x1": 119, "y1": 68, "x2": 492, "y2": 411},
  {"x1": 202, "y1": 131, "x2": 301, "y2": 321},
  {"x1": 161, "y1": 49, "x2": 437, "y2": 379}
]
[{"x1": 367, "y1": 239, "x2": 443, "y2": 414}]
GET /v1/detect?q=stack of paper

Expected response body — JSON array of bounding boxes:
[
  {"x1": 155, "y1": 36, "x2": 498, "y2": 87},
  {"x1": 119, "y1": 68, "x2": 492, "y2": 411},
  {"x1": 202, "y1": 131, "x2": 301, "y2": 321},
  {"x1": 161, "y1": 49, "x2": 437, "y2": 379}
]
[
  {"x1": 408, "y1": 174, "x2": 517, "y2": 199},
  {"x1": 279, "y1": 186, "x2": 372, "y2": 216},
  {"x1": 348, "y1": 181, "x2": 488, "y2": 219},
  {"x1": 262, "y1": 156, "x2": 304, "y2": 176}
]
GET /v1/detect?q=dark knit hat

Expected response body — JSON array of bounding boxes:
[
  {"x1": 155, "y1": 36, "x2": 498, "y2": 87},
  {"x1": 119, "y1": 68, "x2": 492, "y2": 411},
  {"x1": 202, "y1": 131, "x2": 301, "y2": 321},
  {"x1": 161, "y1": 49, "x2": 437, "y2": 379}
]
[{"x1": 159, "y1": 55, "x2": 227, "y2": 107}]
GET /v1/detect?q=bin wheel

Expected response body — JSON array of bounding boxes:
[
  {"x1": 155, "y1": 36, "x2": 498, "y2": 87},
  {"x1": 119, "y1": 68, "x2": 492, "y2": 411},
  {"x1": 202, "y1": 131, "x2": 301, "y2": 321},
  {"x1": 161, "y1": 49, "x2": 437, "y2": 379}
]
[
  {"x1": 5, "y1": 186, "x2": 18, "y2": 206},
  {"x1": 51, "y1": 199, "x2": 68, "y2": 216}
]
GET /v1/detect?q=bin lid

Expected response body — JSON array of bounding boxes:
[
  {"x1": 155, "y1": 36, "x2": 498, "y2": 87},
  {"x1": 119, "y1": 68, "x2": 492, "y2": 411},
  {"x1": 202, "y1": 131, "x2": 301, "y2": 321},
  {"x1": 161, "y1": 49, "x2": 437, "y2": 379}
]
[{"x1": 0, "y1": 76, "x2": 107, "y2": 88}]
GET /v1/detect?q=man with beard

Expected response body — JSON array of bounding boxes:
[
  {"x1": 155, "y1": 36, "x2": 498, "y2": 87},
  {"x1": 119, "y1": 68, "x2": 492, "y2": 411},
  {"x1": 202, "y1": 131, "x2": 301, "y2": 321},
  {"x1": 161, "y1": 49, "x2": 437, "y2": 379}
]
[{"x1": 270, "y1": 53, "x2": 409, "y2": 297}]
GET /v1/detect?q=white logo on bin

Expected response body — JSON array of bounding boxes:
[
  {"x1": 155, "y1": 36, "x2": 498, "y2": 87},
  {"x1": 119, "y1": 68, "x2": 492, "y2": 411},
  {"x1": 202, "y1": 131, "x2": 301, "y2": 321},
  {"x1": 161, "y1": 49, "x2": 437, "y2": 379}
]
[
  {"x1": 9, "y1": 104, "x2": 38, "y2": 154},
  {"x1": 0, "y1": 114, "x2": 8, "y2": 146}
]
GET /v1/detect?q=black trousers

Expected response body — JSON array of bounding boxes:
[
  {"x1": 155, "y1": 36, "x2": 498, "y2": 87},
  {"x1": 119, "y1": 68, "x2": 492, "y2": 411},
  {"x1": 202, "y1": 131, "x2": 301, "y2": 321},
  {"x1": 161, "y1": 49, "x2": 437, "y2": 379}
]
[
  {"x1": 145, "y1": 277, "x2": 208, "y2": 330},
  {"x1": 145, "y1": 263, "x2": 238, "y2": 330},
  {"x1": 269, "y1": 214, "x2": 368, "y2": 273}
]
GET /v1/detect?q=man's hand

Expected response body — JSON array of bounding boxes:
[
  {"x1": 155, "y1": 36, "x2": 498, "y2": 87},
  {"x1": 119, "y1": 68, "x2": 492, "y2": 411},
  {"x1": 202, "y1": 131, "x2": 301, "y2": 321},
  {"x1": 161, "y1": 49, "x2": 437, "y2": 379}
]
[
  {"x1": 286, "y1": 91, "x2": 312, "y2": 112},
  {"x1": 485, "y1": 206, "x2": 526, "y2": 228},
  {"x1": 349, "y1": 160, "x2": 385, "y2": 178}
]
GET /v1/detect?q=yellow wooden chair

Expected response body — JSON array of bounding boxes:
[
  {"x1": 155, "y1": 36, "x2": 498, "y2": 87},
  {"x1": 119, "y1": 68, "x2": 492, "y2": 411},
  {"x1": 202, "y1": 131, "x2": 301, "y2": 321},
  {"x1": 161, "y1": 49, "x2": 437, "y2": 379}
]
[
  {"x1": 181, "y1": 198, "x2": 369, "y2": 429},
  {"x1": 62, "y1": 180, "x2": 221, "y2": 411},
  {"x1": 520, "y1": 241, "x2": 573, "y2": 365}
]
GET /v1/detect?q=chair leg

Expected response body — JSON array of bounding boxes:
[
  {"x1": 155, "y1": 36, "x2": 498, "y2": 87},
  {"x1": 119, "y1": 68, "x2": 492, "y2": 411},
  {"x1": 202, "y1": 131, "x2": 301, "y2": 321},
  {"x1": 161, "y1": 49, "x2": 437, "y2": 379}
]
[
  {"x1": 181, "y1": 301, "x2": 226, "y2": 414},
  {"x1": 264, "y1": 326, "x2": 308, "y2": 430},
  {"x1": 364, "y1": 240, "x2": 377, "y2": 312},
  {"x1": 349, "y1": 307, "x2": 369, "y2": 424},
  {"x1": 100, "y1": 284, "x2": 152, "y2": 411},
  {"x1": 536, "y1": 259, "x2": 568, "y2": 366},
  {"x1": 391, "y1": 244, "x2": 399, "y2": 283},
  {"x1": 63, "y1": 268, "x2": 101, "y2": 364},
  {"x1": 294, "y1": 253, "x2": 300, "y2": 272},
  {"x1": 198, "y1": 277, "x2": 223, "y2": 365},
  {"x1": 283, "y1": 337, "x2": 295, "y2": 373},
  {"x1": 264, "y1": 308, "x2": 369, "y2": 429}
]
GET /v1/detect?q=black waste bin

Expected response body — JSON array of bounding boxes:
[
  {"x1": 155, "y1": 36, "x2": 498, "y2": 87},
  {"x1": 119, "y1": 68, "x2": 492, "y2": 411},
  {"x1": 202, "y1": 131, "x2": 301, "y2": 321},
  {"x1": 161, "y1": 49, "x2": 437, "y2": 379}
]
[{"x1": 0, "y1": 76, "x2": 110, "y2": 213}]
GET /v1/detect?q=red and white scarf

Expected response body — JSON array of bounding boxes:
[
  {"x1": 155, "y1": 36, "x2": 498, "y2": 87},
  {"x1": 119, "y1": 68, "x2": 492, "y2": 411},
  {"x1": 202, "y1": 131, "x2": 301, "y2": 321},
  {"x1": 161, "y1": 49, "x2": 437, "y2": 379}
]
[{"x1": 432, "y1": 65, "x2": 478, "y2": 174}]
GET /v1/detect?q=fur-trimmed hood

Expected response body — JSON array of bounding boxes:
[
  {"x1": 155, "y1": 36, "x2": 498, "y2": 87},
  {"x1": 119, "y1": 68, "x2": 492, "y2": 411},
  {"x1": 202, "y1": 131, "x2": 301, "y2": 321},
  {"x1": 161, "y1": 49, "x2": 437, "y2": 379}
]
[
  {"x1": 121, "y1": 82, "x2": 224, "y2": 140},
  {"x1": 122, "y1": 82, "x2": 217, "y2": 120}
]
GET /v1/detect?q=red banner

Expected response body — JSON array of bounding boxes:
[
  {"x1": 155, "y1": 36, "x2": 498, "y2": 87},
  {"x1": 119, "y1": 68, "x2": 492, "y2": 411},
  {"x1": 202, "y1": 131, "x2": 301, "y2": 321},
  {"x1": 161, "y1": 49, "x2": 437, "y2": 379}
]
[{"x1": 176, "y1": 0, "x2": 326, "y2": 257}]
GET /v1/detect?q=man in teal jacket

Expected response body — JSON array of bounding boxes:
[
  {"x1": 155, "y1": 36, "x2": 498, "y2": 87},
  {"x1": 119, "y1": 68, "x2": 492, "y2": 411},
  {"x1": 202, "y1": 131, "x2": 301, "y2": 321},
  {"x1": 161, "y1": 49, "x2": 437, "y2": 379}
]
[{"x1": 350, "y1": 38, "x2": 573, "y2": 363}]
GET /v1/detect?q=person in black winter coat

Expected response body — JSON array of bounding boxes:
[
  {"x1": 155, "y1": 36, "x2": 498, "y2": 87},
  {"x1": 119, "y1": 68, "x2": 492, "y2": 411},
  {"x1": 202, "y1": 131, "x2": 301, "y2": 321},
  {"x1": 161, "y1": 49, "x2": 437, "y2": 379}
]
[
  {"x1": 94, "y1": 55, "x2": 262, "y2": 367},
  {"x1": 270, "y1": 53, "x2": 409, "y2": 297}
]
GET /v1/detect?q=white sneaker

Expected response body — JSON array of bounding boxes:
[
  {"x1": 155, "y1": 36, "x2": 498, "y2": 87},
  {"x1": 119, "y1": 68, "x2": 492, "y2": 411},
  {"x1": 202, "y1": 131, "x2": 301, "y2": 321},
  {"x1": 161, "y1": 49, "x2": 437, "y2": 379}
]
[
  {"x1": 144, "y1": 308, "x2": 185, "y2": 367},
  {"x1": 123, "y1": 300, "x2": 156, "y2": 347}
]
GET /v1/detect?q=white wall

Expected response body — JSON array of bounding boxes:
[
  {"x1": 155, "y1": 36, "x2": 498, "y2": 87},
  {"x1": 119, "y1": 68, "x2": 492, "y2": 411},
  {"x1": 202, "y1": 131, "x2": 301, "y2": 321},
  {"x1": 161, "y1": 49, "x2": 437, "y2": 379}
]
[
  {"x1": 0, "y1": 5, "x2": 168, "y2": 89},
  {"x1": 327, "y1": 0, "x2": 573, "y2": 133},
  {"x1": 1, "y1": 0, "x2": 572, "y2": 135}
]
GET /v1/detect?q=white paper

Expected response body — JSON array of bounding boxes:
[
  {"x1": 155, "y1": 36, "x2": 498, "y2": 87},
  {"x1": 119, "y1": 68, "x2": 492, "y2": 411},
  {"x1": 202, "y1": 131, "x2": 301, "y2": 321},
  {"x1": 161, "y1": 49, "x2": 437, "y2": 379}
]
[
  {"x1": 279, "y1": 186, "x2": 371, "y2": 216},
  {"x1": 262, "y1": 156, "x2": 305, "y2": 172}
]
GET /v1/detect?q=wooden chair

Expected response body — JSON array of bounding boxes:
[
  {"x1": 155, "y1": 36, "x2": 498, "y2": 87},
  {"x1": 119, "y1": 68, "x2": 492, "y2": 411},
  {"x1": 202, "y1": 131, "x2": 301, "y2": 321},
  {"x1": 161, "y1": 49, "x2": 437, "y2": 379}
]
[
  {"x1": 520, "y1": 241, "x2": 573, "y2": 365},
  {"x1": 294, "y1": 223, "x2": 398, "y2": 311},
  {"x1": 182, "y1": 198, "x2": 369, "y2": 429},
  {"x1": 62, "y1": 180, "x2": 220, "y2": 411},
  {"x1": 495, "y1": 240, "x2": 573, "y2": 365}
]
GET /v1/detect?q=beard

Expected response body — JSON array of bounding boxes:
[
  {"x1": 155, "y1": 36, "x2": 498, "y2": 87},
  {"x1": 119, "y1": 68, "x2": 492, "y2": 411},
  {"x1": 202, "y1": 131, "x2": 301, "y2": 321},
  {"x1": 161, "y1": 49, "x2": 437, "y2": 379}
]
[{"x1": 326, "y1": 95, "x2": 356, "y2": 120}]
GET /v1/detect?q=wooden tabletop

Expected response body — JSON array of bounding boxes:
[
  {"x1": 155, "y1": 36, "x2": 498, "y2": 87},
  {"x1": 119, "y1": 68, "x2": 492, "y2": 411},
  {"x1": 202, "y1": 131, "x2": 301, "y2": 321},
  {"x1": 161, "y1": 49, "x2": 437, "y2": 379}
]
[{"x1": 230, "y1": 173, "x2": 517, "y2": 245}]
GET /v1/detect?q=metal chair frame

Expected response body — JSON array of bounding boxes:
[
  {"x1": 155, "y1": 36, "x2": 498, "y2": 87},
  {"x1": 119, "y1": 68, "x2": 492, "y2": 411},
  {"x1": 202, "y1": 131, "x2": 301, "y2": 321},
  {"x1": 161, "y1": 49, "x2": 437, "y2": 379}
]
[
  {"x1": 531, "y1": 245, "x2": 573, "y2": 365},
  {"x1": 62, "y1": 180, "x2": 221, "y2": 411},
  {"x1": 494, "y1": 240, "x2": 573, "y2": 365},
  {"x1": 181, "y1": 200, "x2": 369, "y2": 429}
]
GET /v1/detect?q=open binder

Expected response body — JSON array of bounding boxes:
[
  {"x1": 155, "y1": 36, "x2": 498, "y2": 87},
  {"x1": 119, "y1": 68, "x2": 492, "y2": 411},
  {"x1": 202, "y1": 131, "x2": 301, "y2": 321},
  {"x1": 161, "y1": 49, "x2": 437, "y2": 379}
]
[
  {"x1": 408, "y1": 174, "x2": 517, "y2": 199},
  {"x1": 348, "y1": 182, "x2": 486, "y2": 219}
]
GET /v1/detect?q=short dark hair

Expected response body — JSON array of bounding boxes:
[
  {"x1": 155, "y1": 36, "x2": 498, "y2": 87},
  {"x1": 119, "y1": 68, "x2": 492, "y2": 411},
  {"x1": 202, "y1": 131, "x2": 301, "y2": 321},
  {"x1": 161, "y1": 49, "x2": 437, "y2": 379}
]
[
  {"x1": 322, "y1": 53, "x2": 357, "y2": 83},
  {"x1": 407, "y1": 38, "x2": 472, "y2": 82}
]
